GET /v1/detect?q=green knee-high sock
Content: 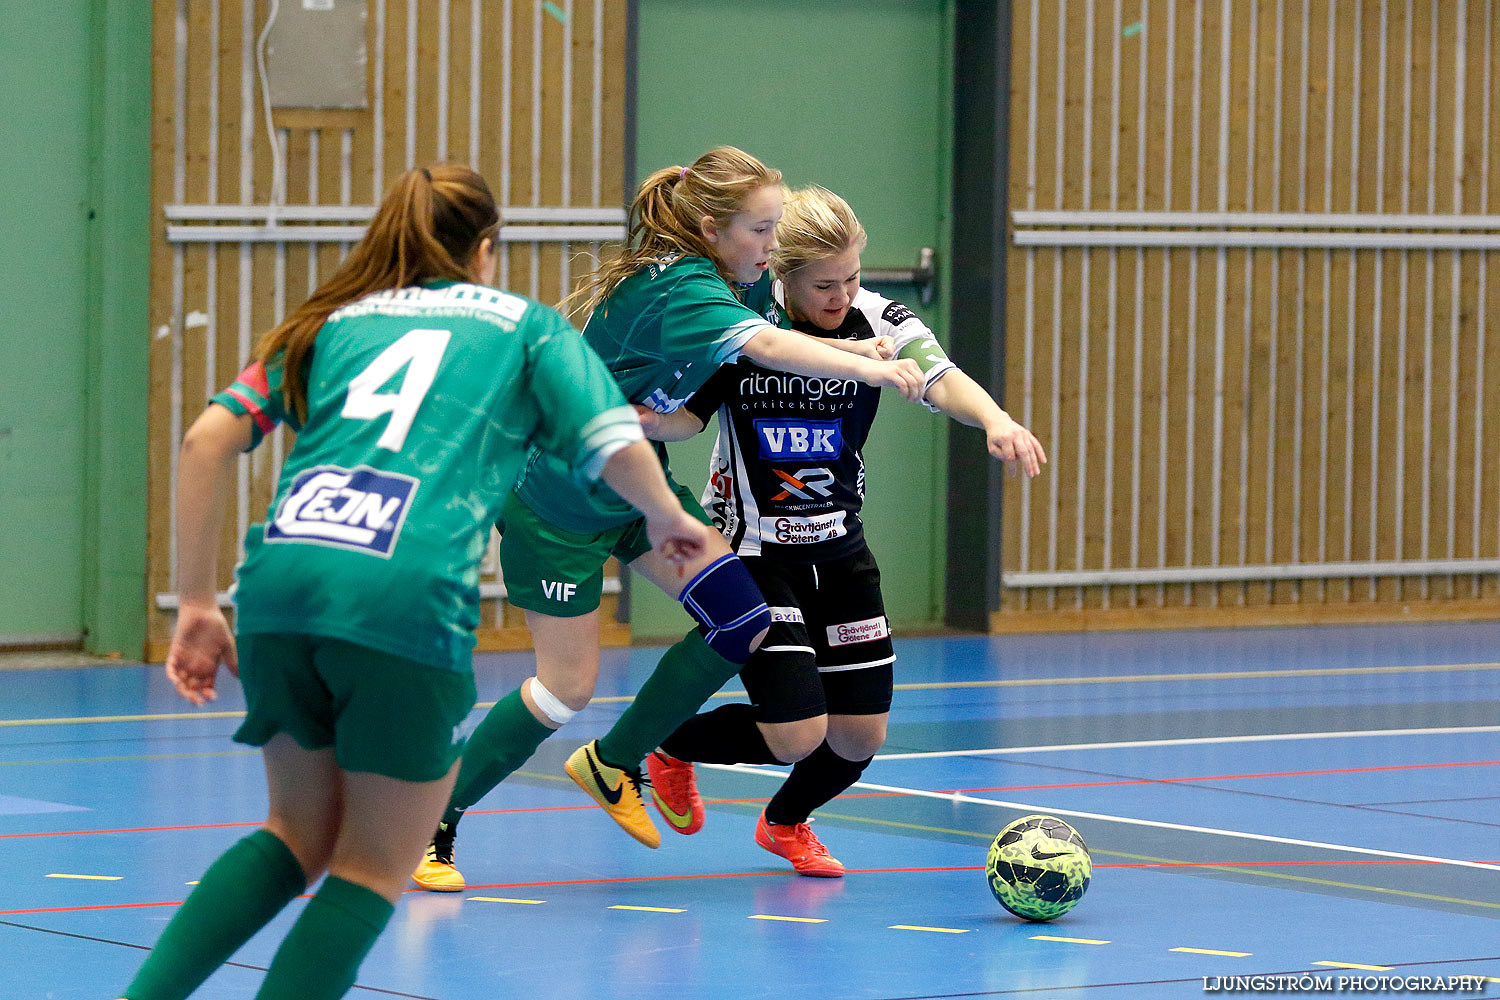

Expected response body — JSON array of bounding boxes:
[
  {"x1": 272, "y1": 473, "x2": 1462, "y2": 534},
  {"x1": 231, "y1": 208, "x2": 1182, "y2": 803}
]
[
  {"x1": 597, "y1": 630, "x2": 740, "y2": 769},
  {"x1": 123, "y1": 829, "x2": 306, "y2": 1000},
  {"x1": 441, "y1": 686, "x2": 554, "y2": 828},
  {"x1": 254, "y1": 876, "x2": 394, "y2": 1000}
]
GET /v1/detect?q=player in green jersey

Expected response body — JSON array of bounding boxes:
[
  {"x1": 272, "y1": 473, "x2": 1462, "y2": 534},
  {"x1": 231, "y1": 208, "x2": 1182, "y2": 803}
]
[
  {"x1": 412, "y1": 148, "x2": 926, "y2": 888},
  {"x1": 641, "y1": 186, "x2": 1045, "y2": 875},
  {"x1": 118, "y1": 165, "x2": 713, "y2": 1000}
]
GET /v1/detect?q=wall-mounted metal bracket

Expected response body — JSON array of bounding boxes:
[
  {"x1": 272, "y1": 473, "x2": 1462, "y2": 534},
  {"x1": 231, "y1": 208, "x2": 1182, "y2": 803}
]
[{"x1": 863, "y1": 246, "x2": 937, "y2": 305}]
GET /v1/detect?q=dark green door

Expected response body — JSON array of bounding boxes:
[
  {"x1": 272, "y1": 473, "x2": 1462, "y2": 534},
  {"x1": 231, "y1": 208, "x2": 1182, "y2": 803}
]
[{"x1": 631, "y1": 0, "x2": 953, "y2": 635}]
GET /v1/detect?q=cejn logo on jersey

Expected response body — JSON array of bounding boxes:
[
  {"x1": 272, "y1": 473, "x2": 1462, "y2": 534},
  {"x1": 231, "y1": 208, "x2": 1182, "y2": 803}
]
[
  {"x1": 755, "y1": 419, "x2": 843, "y2": 460},
  {"x1": 770, "y1": 467, "x2": 835, "y2": 502},
  {"x1": 267, "y1": 466, "x2": 418, "y2": 557}
]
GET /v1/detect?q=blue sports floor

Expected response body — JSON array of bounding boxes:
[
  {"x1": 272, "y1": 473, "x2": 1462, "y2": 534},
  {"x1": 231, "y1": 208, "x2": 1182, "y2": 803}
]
[{"x1": 4, "y1": 621, "x2": 1500, "y2": 998}]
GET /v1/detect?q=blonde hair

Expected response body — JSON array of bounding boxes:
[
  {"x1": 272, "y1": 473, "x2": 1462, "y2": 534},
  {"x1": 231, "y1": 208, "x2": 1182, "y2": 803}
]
[
  {"x1": 565, "y1": 146, "x2": 782, "y2": 318},
  {"x1": 256, "y1": 164, "x2": 500, "y2": 423},
  {"x1": 770, "y1": 185, "x2": 868, "y2": 278}
]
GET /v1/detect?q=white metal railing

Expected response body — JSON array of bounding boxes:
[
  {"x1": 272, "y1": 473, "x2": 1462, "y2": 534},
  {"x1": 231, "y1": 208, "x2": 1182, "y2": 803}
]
[
  {"x1": 165, "y1": 204, "x2": 627, "y2": 223},
  {"x1": 1012, "y1": 211, "x2": 1500, "y2": 249},
  {"x1": 1003, "y1": 559, "x2": 1500, "y2": 590},
  {"x1": 154, "y1": 576, "x2": 620, "y2": 611},
  {"x1": 1012, "y1": 209, "x2": 1500, "y2": 229},
  {"x1": 1014, "y1": 230, "x2": 1500, "y2": 250},
  {"x1": 165, "y1": 205, "x2": 626, "y2": 244},
  {"x1": 166, "y1": 223, "x2": 626, "y2": 244}
]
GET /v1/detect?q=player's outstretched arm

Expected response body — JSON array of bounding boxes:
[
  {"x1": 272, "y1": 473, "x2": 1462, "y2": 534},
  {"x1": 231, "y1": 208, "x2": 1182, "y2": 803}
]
[
  {"x1": 599, "y1": 439, "x2": 716, "y2": 565},
  {"x1": 167, "y1": 405, "x2": 253, "y2": 704},
  {"x1": 741, "y1": 326, "x2": 925, "y2": 402},
  {"x1": 925, "y1": 371, "x2": 1047, "y2": 478},
  {"x1": 634, "y1": 404, "x2": 706, "y2": 442},
  {"x1": 790, "y1": 330, "x2": 895, "y2": 361}
]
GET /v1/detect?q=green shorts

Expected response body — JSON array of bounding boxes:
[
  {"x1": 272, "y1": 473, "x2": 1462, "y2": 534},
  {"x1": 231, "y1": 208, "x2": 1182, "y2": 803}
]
[
  {"x1": 233, "y1": 632, "x2": 478, "y2": 782},
  {"x1": 499, "y1": 481, "x2": 712, "y2": 617}
]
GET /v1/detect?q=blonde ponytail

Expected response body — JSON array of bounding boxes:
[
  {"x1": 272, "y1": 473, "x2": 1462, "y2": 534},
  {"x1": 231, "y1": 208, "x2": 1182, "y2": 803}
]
[{"x1": 564, "y1": 146, "x2": 782, "y2": 319}]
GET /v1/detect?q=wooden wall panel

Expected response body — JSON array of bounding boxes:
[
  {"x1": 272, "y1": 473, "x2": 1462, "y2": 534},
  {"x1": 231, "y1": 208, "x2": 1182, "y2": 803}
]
[
  {"x1": 146, "y1": 0, "x2": 628, "y2": 659},
  {"x1": 1000, "y1": 0, "x2": 1500, "y2": 630}
]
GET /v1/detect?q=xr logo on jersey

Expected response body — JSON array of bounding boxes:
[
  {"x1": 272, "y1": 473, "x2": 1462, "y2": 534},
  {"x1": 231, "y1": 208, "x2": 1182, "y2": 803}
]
[
  {"x1": 770, "y1": 467, "x2": 835, "y2": 502},
  {"x1": 542, "y1": 580, "x2": 578, "y2": 602}
]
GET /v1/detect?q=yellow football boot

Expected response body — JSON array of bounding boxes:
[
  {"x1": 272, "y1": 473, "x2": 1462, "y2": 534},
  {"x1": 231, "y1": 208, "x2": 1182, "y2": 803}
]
[
  {"x1": 564, "y1": 740, "x2": 661, "y2": 849},
  {"x1": 410, "y1": 822, "x2": 465, "y2": 892}
]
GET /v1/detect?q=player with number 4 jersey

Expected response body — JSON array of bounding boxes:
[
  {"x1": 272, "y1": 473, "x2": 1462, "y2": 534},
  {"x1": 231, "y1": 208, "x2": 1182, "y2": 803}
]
[
  {"x1": 221, "y1": 283, "x2": 641, "y2": 672},
  {"x1": 119, "y1": 165, "x2": 711, "y2": 1000}
]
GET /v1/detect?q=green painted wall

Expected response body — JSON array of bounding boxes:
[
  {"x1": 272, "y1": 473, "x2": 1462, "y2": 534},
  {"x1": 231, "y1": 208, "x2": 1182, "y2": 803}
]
[
  {"x1": 0, "y1": 0, "x2": 948, "y2": 650},
  {"x1": 81, "y1": 1, "x2": 152, "y2": 655},
  {"x1": 0, "y1": 3, "x2": 94, "y2": 644},
  {"x1": 0, "y1": 2, "x2": 149, "y2": 651},
  {"x1": 631, "y1": 0, "x2": 954, "y2": 639}
]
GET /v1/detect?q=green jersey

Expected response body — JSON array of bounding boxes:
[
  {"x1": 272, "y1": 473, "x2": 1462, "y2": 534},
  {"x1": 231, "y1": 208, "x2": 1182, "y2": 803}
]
[
  {"x1": 514, "y1": 255, "x2": 778, "y2": 532},
  {"x1": 211, "y1": 281, "x2": 641, "y2": 671}
]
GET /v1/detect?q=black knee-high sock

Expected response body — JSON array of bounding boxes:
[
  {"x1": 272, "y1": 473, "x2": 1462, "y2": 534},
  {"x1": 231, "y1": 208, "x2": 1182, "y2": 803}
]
[
  {"x1": 659, "y1": 703, "x2": 781, "y2": 764},
  {"x1": 764, "y1": 742, "x2": 871, "y2": 827}
]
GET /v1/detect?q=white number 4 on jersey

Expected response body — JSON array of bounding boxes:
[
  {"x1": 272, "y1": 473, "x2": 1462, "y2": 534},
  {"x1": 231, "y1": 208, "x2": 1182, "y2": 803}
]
[{"x1": 342, "y1": 328, "x2": 452, "y2": 451}]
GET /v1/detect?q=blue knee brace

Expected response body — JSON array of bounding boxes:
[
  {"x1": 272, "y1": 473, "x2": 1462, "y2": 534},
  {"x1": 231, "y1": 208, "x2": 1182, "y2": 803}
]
[{"x1": 678, "y1": 554, "x2": 771, "y2": 664}]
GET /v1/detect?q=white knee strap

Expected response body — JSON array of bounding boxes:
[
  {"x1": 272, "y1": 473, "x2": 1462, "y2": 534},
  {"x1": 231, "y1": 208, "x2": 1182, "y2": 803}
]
[{"x1": 528, "y1": 676, "x2": 577, "y2": 726}]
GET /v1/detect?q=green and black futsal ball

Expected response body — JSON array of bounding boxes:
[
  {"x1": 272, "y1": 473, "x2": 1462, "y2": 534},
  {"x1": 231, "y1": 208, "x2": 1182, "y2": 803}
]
[{"x1": 985, "y1": 814, "x2": 1092, "y2": 921}]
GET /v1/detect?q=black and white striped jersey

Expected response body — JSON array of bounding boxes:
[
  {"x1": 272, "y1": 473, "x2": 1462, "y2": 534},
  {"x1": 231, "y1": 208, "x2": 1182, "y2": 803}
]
[{"x1": 687, "y1": 286, "x2": 956, "y2": 562}]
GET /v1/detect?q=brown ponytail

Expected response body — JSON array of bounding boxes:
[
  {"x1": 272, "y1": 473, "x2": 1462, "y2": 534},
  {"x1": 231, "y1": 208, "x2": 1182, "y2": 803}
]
[
  {"x1": 255, "y1": 163, "x2": 500, "y2": 422},
  {"x1": 563, "y1": 146, "x2": 782, "y2": 319}
]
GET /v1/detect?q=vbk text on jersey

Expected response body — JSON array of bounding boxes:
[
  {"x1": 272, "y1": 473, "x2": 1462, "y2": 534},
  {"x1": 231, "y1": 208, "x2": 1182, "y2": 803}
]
[{"x1": 755, "y1": 419, "x2": 843, "y2": 460}]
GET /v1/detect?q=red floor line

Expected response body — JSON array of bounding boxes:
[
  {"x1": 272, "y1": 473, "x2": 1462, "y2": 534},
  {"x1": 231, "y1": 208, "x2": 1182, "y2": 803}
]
[
  {"x1": 10, "y1": 760, "x2": 1489, "y2": 842},
  {"x1": 1109, "y1": 859, "x2": 1467, "y2": 868},
  {"x1": 0, "y1": 793, "x2": 892, "y2": 842},
  {"x1": 0, "y1": 900, "x2": 187, "y2": 916},
  {"x1": 0, "y1": 867, "x2": 981, "y2": 915},
  {"x1": 443, "y1": 857, "x2": 1496, "y2": 890},
  {"x1": 0, "y1": 803, "x2": 620, "y2": 840},
  {"x1": 0, "y1": 893, "x2": 316, "y2": 917},
  {"x1": 703, "y1": 793, "x2": 898, "y2": 804},
  {"x1": 0, "y1": 821, "x2": 263, "y2": 840},
  {"x1": 945, "y1": 759, "x2": 1500, "y2": 795},
  {"x1": 459, "y1": 864, "x2": 991, "y2": 891},
  {"x1": 7, "y1": 859, "x2": 1491, "y2": 915}
]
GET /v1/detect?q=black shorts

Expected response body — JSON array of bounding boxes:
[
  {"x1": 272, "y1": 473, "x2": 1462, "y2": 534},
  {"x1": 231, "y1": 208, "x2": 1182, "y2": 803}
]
[{"x1": 737, "y1": 546, "x2": 895, "y2": 724}]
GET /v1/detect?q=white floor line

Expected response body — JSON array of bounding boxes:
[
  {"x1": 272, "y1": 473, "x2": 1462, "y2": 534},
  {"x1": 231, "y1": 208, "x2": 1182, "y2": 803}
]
[
  {"x1": 697, "y1": 762, "x2": 1500, "y2": 873},
  {"x1": 870, "y1": 725, "x2": 1500, "y2": 759}
]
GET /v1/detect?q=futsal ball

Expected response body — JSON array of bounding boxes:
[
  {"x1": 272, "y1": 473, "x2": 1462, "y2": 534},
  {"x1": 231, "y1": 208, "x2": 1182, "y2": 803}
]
[{"x1": 985, "y1": 814, "x2": 1092, "y2": 921}]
